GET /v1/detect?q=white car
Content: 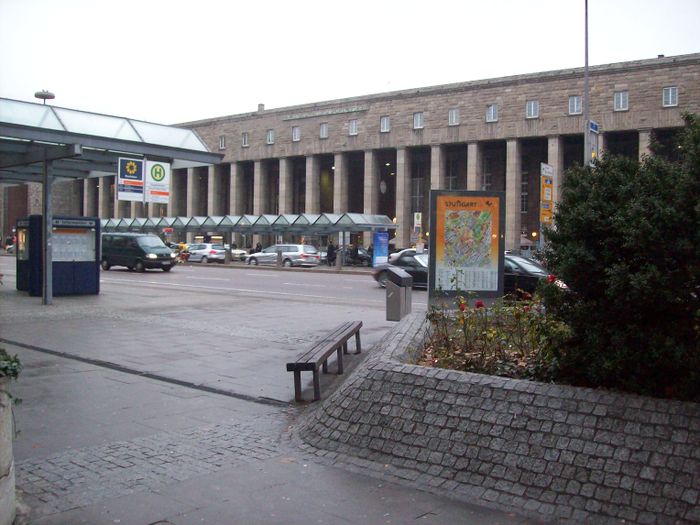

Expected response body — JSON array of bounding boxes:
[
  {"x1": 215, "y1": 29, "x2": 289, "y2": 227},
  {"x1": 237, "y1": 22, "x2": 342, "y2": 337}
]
[
  {"x1": 187, "y1": 243, "x2": 226, "y2": 264},
  {"x1": 246, "y1": 244, "x2": 320, "y2": 267}
]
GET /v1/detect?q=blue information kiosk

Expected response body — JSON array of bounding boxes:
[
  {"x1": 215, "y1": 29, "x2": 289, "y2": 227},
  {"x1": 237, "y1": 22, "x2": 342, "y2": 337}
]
[{"x1": 16, "y1": 215, "x2": 100, "y2": 297}]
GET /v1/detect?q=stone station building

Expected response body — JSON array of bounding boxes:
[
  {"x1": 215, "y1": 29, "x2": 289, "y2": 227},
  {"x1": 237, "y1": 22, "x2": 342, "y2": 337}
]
[{"x1": 2, "y1": 52, "x2": 699, "y2": 250}]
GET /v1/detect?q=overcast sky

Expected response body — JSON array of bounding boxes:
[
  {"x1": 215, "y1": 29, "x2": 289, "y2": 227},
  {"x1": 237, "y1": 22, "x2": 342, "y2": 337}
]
[{"x1": 1, "y1": 0, "x2": 699, "y2": 125}]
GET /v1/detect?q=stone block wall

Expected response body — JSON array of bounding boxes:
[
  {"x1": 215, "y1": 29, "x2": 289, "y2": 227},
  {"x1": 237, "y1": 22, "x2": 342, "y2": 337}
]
[{"x1": 298, "y1": 313, "x2": 700, "y2": 524}]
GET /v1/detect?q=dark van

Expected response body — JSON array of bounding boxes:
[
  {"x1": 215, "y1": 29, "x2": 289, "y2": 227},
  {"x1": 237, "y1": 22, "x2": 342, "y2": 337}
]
[{"x1": 101, "y1": 233, "x2": 176, "y2": 272}]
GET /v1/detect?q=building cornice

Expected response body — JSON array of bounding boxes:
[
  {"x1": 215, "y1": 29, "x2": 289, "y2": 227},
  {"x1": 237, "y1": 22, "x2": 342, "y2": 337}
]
[{"x1": 178, "y1": 53, "x2": 700, "y2": 128}]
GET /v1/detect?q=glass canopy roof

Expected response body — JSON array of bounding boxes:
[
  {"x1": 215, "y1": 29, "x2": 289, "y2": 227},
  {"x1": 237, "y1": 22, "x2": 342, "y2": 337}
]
[
  {"x1": 101, "y1": 213, "x2": 397, "y2": 234},
  {"x1": 0, "y1": 97, "x2": 222, "y2": 184},
  {"x1": 0, "y1": 98, "x2": 209, "y2": 151}
]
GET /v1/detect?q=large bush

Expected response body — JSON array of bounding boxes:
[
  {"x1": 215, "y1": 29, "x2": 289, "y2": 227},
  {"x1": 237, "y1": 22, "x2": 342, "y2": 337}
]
[{"x1": 542, "y1": 114, "x2": 700, "y2": 401}]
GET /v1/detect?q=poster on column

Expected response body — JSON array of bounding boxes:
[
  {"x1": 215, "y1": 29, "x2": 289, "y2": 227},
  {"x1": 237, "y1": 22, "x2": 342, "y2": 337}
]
[
  {"x1": 428, "y1": 190, "x2": 505, "y2": 304},
  {"x1": 145, "y1": 161, "x2": 171, "y2": 204},
  {"x1": 117, "y1": 158, "x2": 144, "y2": 202}
]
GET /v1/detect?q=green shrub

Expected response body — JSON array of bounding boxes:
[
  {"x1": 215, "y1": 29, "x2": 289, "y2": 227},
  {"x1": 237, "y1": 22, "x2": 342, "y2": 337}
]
[{"x1": 542, "y1": 114, "x2": 700, "y2": 401}]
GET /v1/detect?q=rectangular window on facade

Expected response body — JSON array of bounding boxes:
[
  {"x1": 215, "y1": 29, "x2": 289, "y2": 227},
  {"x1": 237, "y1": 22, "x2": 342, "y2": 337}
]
[
  {"x1": 521, "y1": 177, "x2": 528, "y2": 213},
  {"x1": 292, "y1": 126, "x2": 300, "y2": 142},
  {"x1": 411, "y1": 177, "x2": 423, "y2": 214},
  {"x1": 320, "y1": 122, "x2": 329, "y2": 139},
  {"x1": 486, "y1": 104, "x2": 498, "y2": 123},
  {"x1": 482, "y1": 157, "x2": 493, "y2": 190},
  {"x1": 348, "y1": 119, "x2": 358, "y2": 136},
  {"x1": 413, "y1": 112, "x2": 424, "y2": 130},
  {"x1": 241, "y1": 132, "x2": 249, "y2": 147},
  {"x1": 218, "y1": 135, "x2": 226, "y2": 150},
  {"x1": 568, "y1": 95, "x2": 582, "y2": 115},
  {"x1": 448, "y1": 108, "x2": 460, "y2": 126},
  {"x1": 380, "y1": 116, "x2": 391, "y2": 133},
  {"x1": 525, "y1": 100, "x2": 539, "y2": 119},
  {"x1": 614, "y1": 91, "x2": 629, "y2": 111},
  {"x1": 266, "y1": 129, "x2": 275, "y2": 145},
  {"x1": 663, "y1": 86, "x2": 678, "y2": 107}
]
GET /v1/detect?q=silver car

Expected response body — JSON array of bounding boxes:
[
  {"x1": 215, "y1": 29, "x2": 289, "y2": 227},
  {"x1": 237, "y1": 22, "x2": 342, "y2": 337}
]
[
  {"x1": 187, "y1": 243, "x2": 226, "y2": 264},
  {"x1": 246, "y1": 244, "x2": 320, "y2": 267}
]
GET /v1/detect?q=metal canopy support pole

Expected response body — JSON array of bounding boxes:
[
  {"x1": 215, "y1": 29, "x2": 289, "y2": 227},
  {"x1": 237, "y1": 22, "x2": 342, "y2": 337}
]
[
  {"x1": 42, "y1": 157, "x2": 54, "y2": 305},
  {"x1": 583, "y1": 0, "x2": 590, "y2": 166}
]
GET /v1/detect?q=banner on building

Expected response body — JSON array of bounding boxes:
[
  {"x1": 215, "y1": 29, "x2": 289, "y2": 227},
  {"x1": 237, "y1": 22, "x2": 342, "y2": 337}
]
[{"x1": 117, "y1": 158, "x2": 144, "y2": 202}]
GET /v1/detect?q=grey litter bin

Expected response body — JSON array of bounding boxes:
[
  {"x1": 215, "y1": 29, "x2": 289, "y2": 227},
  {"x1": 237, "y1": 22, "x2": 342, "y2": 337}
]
[{"x1": 386, "y1": 266, "x2": 413, "y2": 321}]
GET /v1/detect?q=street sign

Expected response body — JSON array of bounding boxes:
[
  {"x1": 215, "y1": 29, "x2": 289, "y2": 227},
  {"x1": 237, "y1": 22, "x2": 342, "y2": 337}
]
[
  {"x1": 590, "y1": 120, "x2": 599, "y2": 134},
  {"x1": 540, "y1": 162, "x2": 554, "y2": 177}
]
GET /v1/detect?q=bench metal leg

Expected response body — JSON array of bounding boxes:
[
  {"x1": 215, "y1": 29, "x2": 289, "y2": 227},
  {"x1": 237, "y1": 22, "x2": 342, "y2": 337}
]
[
  {"x1": 293, "y1": 371, "x2": 303, "y2": 402},
  {"x1": 337, "y1": 347, "x2": 344, "y2": 375},
  {"x1": 355, "y1": 331, "x2": 362, "y2": 354},
  {"x1": 322, "y1": 359, "x2": 328, "y2": 374},
  {"x1": 343, "y1": 341, "x2": 348, "y2": 355},
  {"x1": 313, "y1": 370, "x2": 321, "y2": 401}
]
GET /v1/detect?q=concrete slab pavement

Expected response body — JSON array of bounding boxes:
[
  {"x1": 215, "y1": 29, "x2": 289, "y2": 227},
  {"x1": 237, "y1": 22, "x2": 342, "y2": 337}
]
[{"x1": 9, "y1": 345, "x2": 535, "y2": 525}]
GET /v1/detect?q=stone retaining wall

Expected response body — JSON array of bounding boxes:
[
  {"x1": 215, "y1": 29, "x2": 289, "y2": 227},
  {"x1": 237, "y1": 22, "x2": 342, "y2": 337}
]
[
  {"x1": 0, "y1": 382, "x2": 16, "y2": 525},
  {"x1": 298, "y1": 313, "x2": 700, "y2": 524}
]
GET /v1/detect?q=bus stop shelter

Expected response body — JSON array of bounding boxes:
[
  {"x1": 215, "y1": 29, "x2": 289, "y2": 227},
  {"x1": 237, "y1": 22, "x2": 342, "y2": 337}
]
[{"x1": 0, "y1": 97, "x2": 223, "y2": 304}]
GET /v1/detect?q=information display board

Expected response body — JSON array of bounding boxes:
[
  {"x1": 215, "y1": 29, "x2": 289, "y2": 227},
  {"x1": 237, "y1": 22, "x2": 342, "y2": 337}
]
[
  {"x1": 16, "y1": 215, "x2": 100, "y2": 297},
  {"x1": 372, "y1": 231, "x2": 389, "y2": 266},
  {"x1": 429, "y1": 191, "x2": 505, "y2": 305}
]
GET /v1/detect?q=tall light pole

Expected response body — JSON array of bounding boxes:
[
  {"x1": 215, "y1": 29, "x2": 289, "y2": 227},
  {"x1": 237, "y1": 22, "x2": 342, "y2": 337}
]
[
  {"x1": 583, "y1": 0, "x2": 590, "y2": 166},
  {"x1": 34, "y1": 90, "x2": 55, "y2": 104}
]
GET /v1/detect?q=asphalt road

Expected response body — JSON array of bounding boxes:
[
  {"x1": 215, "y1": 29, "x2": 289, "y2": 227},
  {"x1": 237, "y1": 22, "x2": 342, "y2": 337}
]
[{"x1": 0, "y1": 256, "x2": 426, "y2": 405}]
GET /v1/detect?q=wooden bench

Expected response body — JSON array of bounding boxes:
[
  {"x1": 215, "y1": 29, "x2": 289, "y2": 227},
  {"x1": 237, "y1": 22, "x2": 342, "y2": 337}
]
[{"x1": 286, "y1": 321, "x2": 362, "y2": 402}]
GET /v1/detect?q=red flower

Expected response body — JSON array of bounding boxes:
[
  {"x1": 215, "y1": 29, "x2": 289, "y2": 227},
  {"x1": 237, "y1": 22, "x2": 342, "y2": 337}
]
[
  {"x1": 547, "y1": 274, "x2": 557, "y2": 283},
  {"x1": 459, "y1": 302, "x2": 466, "y2": 312},
  {"x1": 475, "y1": 300, "x2": 485, "y2": 309},
  {"x1": 523, "y1": 305, "x2": 531, "y2": 312}
]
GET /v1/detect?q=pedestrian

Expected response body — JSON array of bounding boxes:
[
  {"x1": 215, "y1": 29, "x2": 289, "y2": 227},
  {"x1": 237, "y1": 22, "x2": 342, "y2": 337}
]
[
  {"x1": 255, "y1": 242, "x2": 262, "y2": 253},
  {"x1": 327, "y1": 242, "x2": 336, "y2": 266}
]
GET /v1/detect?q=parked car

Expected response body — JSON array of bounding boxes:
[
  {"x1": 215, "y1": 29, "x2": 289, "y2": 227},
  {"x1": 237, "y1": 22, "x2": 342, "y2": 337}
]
[
  {"x1": 325, "y1": 246, "x2": 372, "y2": 266},
  {"x1": 186, "y1": 243, "x2": 226, "y2": 264},
  {"x1": 101, "y1": 233, "x2": 176, "y2": 272},
  {"x1": 373, "y1": 252, "x2": 429, "y2": 288},
  {"x1": 224, "y1": 245, "x2": 248, "y2": 261},
  {"x1": 372, "y1": 253, "x2": 565, "y2": 295},
  {"x1": 503, "y1": 254, "x2": 567, "y2": 297},
  {"x1": 246, "y1": 244, "x2": 320, "y2": 267}
]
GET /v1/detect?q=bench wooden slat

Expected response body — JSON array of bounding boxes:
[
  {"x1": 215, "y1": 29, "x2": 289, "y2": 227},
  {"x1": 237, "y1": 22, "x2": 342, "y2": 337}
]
[{"x1": 286, "y1": 321, "x2": 362, "y2": 401}]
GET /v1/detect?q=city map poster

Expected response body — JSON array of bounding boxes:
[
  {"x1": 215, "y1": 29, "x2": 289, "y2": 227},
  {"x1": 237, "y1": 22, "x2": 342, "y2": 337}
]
[{"x1": 429, "y1": 191, "x2": 505, "y2": 300}]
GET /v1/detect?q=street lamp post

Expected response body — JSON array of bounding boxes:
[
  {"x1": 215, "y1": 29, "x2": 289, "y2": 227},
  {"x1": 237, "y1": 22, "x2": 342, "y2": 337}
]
[{"x1": 34, "y1": 90, "x2": 55, "y2": 104}]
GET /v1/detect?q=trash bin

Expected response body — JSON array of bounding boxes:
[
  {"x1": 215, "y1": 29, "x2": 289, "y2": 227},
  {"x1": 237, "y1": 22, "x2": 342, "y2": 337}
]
[{"x1": 386, "y1": 266, "x2": 413, "y2": 321}]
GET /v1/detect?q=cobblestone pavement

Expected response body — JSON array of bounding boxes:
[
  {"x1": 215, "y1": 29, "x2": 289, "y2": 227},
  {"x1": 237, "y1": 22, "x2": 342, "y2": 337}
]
[{"x1": 17, "y1": 413, "x2": 291, "y2": 519}]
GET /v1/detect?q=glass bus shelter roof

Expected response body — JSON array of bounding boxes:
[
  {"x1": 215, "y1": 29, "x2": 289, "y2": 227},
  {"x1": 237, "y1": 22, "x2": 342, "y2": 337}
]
[{"x1": 101, "y1": 213, "x2": 397, "y2": 235}]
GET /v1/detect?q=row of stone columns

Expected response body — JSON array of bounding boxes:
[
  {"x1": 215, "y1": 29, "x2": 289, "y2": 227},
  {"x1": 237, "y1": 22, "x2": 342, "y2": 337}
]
[{"x1": 86, "y1": 131, "x2": 654, "y2": 250}]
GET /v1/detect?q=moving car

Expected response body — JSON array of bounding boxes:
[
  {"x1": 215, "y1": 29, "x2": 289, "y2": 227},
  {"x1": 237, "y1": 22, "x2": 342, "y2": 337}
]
[
  {"x1": 246, "y1": 244, "x2": 320, "y2": 267},
  {"x1": 373, "y1": 252, "x2": 429, "y2": 288},
  {"x1": 187, "y1": 243, "x2": 226, "y2": 264},
  {"x1": 101, "y1": 233, "x2": 176, "y2": 272}
]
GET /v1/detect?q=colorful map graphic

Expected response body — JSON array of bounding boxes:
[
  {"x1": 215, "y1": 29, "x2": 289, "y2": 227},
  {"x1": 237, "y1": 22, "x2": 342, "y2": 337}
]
[{"x1": 442, "y1": 210, "x2": 493, "y2": 268}]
